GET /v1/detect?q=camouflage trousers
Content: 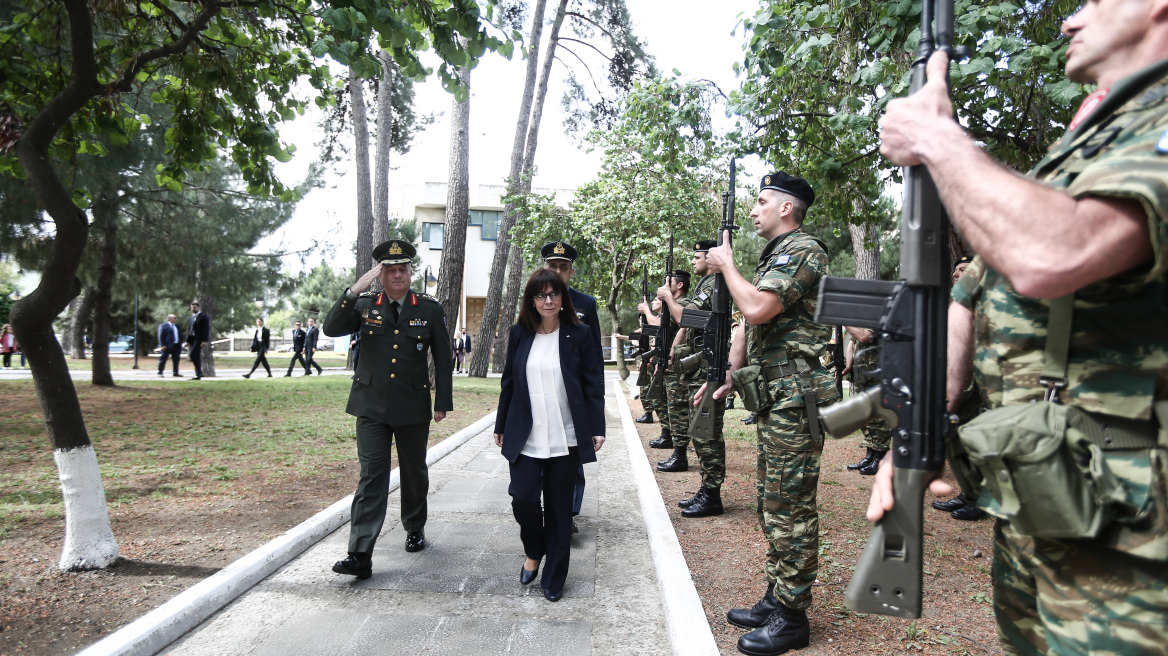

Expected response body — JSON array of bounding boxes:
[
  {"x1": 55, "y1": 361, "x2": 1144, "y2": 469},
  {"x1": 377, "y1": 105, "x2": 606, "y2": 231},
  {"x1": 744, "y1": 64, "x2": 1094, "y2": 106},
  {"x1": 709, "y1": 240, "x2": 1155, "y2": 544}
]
[
  {"x1": 993, "y1": 520, "x2": 1168, "y2": 656},
  {"x1": 665, "y1": 367, "x2": 691, "y2": 447},
  {"x1": 688, "y1": 372, "x2": 726, "y2": 489},
  {"x1": 638, "y1": 360, "x2": 664, "y2": 415},
  {"x1": 860, "y1": 417, "x2": 892, "y2": 452},
  {"x1": 756, "y1": 405, "x2": 822, "y2": 611}
]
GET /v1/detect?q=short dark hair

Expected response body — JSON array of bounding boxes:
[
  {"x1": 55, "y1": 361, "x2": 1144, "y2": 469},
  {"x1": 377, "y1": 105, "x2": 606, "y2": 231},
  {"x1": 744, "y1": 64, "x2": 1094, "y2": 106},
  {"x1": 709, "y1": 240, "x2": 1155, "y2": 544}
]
[
  {"x1": 675, "y1": 276, "x2": 690, "y2": 294},
  {"x1": 517, "y1": 268, "x2": 579, "y2": 334}
]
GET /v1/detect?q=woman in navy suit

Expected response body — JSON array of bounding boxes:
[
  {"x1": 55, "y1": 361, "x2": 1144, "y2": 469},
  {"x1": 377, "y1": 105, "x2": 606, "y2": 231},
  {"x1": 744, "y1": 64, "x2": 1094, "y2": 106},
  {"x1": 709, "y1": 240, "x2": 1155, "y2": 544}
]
[{"x1": 493, "y1": 268, "x2": 606, "y2": 602}]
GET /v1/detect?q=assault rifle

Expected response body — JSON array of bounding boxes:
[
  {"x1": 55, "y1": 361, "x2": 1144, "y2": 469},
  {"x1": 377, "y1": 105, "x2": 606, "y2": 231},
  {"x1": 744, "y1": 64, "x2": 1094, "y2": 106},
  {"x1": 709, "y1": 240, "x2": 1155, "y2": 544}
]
[
  {"x1": 630, "y1": 267, "x2": 665, "y2": 401},
  {"x1": 680, "y1": 158, "x2": 738, "y2": 440},
  {"x1": 831, "y1": 325, "x2": 846, "y2": 398},
  {"x1": 812, "y1": 0, "x2": 966, "y2": 619}
]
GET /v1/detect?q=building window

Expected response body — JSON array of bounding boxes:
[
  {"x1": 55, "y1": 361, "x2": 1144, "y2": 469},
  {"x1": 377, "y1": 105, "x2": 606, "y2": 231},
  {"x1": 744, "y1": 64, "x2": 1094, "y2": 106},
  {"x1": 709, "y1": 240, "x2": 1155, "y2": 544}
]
[
  {"x1": 468, "y1": 210, "x2": 484, "y2": 226},
  {"x1": 423, "y1": 223, "x2": 444, "y2": 250},
  {"x1": 481, "y1": 211, "x2": 501, "y2": 240}
]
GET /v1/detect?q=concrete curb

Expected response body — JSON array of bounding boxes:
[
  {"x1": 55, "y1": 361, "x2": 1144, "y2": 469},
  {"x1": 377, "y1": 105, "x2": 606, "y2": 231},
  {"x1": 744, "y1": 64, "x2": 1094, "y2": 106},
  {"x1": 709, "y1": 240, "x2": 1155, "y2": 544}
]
[
  {"x1": 613, "y1": 378, "x2": 718, "y2": 656},
  {"x1": 76, "y1": 411, "x2": 498, "y2": 656}
]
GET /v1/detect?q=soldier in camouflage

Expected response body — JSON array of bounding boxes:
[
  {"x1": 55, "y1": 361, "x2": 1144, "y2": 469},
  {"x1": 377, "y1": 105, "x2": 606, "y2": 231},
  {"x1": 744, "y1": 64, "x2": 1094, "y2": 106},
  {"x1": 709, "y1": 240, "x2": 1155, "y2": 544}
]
[
  {"x1": 703, "y1": 171, "x2": 838, "y2": 655},
  {"x1": 658, "y1": 240, "x2": 728, "y2": 517},
  {"x1": 842, "y1": 327, "x2": 890, "y2": 476},
  {"x1": 874, "y1": 3, "x2": 1168, "y2": 653},
  {"x1": 636, "y1": 298, "x2": 672, "y2": 447},
  {"x1": 656, "y1": 270, "x2": 693, "y2": 473}
]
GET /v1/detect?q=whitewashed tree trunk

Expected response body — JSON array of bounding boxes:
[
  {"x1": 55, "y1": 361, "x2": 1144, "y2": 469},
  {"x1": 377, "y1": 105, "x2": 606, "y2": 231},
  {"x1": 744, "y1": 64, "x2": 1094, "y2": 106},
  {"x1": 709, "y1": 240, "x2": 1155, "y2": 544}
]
[
  {"x1": 55, "y1": 445, "x2": 118, "y2": 570},
  {"x1": 372, "y1": 51, "x2": 394, "y2": 250},
  {"x1": 351, "y1": 68, "x2": 375, "y2": 277}
]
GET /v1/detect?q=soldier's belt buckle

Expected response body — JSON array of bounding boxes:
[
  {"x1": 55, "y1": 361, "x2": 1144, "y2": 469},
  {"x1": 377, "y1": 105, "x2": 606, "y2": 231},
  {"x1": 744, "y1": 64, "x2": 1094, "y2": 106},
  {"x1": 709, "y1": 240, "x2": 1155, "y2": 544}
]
[{"x1": 1039, "y1": 376, "x2": 1067, "y2": 403}]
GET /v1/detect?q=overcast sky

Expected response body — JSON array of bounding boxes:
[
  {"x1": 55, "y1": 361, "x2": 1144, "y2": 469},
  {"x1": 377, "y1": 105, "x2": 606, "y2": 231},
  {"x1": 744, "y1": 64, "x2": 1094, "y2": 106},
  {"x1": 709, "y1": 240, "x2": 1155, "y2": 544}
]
[{"x1": 263, "y1": 0, "x2": 764, "y2": 275}]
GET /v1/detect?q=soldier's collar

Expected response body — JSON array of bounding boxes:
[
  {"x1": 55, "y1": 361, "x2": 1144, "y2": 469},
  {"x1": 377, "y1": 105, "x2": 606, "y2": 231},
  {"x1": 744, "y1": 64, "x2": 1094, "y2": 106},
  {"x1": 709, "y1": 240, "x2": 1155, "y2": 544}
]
[{"x1": 759, "y1": 228, "x2": 802, "y2": 262}]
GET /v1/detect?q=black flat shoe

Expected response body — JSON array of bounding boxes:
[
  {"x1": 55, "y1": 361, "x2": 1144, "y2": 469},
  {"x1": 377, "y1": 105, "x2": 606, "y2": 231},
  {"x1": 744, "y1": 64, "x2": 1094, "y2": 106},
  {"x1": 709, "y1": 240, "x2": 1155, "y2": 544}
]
[
  {"x1": 332, "y1": 553, "x2": 372, "y2": 580},
  {"x1": 405, "y1": 530, "x2": 426, "y2": 552},
  {"x1": 543, "y1": 588, "x2": 563, "y2": 602},
  {"x1": 520, "y1": 562, "x2": 539, "y2": 585}
]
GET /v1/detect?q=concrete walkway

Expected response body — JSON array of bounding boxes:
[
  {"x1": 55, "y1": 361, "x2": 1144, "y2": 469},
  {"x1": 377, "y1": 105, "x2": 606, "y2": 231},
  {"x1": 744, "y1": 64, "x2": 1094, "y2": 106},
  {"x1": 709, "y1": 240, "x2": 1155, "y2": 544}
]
[{"x1": 147, "y1": 374, "x2": 714, "y2": 655}]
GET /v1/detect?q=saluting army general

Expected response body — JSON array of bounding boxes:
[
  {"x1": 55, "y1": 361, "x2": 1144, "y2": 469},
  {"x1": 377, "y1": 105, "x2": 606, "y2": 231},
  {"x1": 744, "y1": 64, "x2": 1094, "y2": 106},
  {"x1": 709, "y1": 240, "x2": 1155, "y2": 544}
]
[
  {"x1": 324, "y1": 239, "x2": 453, "y2": 580},
  {"x1": 872, "y1": 1, "x2": 1168, "y2": 653},
  {"x1": 703, "y1": 172, "x2": 838, "y2": 656}
]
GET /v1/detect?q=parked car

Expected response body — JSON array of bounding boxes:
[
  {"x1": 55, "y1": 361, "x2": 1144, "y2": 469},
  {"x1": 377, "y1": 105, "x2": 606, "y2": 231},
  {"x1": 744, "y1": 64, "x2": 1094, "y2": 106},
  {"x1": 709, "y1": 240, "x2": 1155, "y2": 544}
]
[{"x1": 107, "y1": 336, "x2": 133, "y2": 353}]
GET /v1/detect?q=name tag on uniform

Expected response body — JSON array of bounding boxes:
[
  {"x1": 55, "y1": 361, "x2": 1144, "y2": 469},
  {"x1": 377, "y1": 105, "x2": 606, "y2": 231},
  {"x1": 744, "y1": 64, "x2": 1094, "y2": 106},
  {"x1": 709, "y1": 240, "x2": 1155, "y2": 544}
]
[
  {"x1": 774, "y1": 255, "x2": 792, "y2": 266},
  {"x1": 408, "y1": 318, "x2": 428, "y2": 327},
  {"x1": 1156, "y1": 127, "x2": 1168, "y2": 154}
]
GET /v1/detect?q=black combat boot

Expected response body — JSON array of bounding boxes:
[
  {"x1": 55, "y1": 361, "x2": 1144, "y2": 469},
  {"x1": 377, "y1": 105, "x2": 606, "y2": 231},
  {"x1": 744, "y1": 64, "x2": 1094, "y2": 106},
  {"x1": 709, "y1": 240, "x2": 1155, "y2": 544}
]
[
  {"x1": 724, "y1": 396, "x2": 735, "y2": 410},
  {"x1": 678, "y1": 488, "x2": 707, "y2": 509},
  {"x1": 657, "y1": 447, "x2": 688, "y2": 472},
  {"x1": 635, "y1": 410, "x2": 655, "y2": 424},
  {"x1": 931, "y1": 493, "x2": 968, "y2": 512},
  {"x1": 648, "y1": 427, "x2": 673, "y2": 449},
  {"x1": 857, "y1": 450, "x2": 886, "y2": 476},
  {"x1": 951, "y1": 502, "x2": 988, "y2": 521},
  {"x1": 737, "y1": 604, "x2": 810, "y2": 655},
  {"x1": 331, "y1": 552, "x2": 372, "y2": 580},
  {"x1": 846, "y1": 448, "x2": 876, "y2": 471},
  {"x1": 727, "y1": 583, "x2": 778, "y2": 629},
  {"x1": 743, "y1": 413, "x2": 758, "y2": 425},
  {"x1": 682, "y1": 487, "x2": 723, "y2": 518}
]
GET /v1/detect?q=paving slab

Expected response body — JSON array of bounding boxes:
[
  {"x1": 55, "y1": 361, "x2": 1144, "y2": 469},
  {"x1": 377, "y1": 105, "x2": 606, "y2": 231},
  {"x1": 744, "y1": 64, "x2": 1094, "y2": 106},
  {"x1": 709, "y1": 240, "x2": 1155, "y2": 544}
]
[{"x1": 159, "y1": 374, "x2": 708, "y2": 655}]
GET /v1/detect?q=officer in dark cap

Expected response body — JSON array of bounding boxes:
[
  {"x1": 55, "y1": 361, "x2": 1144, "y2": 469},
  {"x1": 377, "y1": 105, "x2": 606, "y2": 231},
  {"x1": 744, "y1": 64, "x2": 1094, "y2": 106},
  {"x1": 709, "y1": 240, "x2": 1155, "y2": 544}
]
[
  {"x1": 702, "y1": 171, "x2": 838, "y2": 655},
  {"x1": 323, "y1": 239, "x2": 454, "y2": 579},
  {"x1": 541, "y1": 241, "x2": 601, "y2": 532}
]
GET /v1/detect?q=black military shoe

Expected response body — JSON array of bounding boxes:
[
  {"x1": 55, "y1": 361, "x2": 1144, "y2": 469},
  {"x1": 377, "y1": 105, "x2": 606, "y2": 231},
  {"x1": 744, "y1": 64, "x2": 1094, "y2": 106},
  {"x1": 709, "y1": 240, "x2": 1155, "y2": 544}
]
[
  {"x1": 737, "y1": 605, "x2": 810, "y2": 656},
  {"x1": 405, "y1": 530, "x2": 426, "y2": 552},
  {"x1": 951, "y1": 502, "x2": 988, "y2": 521},
  {"x1": 931, "y1": 493, "x2": 968, "y2": 512},
  {"x1": 743, "y1": 413, "x2": 758, "y2": 425},
  {"x1": 724, "y1": 396, "x2": 735, "y2": 410},
  {"x1": 657, "y1": 447, "x2": 688, "y2": 472},
  {"x1": 682, "y1": 487, "x2": 723, "y2": 518},
  {"x1": 678, "y1": 488, "x2": 707, "y2": 509},
  {"x1": 635, "y1": 411, "x2": 655, "y2": 424},
  {"x1": 727, "y1": 584, "x2": 778, "y2": 629},
  {"x1": 846, "y1": 448, "x2": 875, "y2": 471},
  {"x1": 332, "y1": 553, "x2": 372, "y2": 580},
  {"x1": 857, "y1": 450, "x2": 886, "y2": 476},
  {"x1": 649, "y1": 427, "x2": 673, "y2": 449}
]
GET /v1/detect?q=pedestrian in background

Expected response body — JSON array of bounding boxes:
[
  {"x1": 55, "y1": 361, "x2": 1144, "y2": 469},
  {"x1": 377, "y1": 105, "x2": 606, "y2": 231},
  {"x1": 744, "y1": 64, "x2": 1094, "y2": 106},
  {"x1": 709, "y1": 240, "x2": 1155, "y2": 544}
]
[
  {"x1": 0, "y1": 324, "x2": 16, "y2": 369},
  {"x1": 156, "y1": 314, "x2": 183, "y2": 377},
  {"x1": 243, "y1": 317, "x2": 271, "y2": 378},
  {"x1": 304, "y1": 317, "x2": 324, "y2": 375},
  {"x1": 285, "y1": 320, "x2": 308, "y2": 377},
  {"x1": 186, "y1": 301, "x2": 210, "y2": 380},
  {"x1": 494, "y1": 268, "x2": 606, "y2": 602}
]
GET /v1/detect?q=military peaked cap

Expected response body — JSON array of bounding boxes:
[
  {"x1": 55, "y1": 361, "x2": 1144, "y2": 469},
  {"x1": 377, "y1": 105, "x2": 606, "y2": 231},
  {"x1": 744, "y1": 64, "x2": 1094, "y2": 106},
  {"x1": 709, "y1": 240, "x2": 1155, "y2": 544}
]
[
  {"x1": 373, "y1": 239, "x2": 415, "y2": 265},
  {"x1": 694, "y1": 239, "x2": 717, "y2": 252},
  {"x1": 760, "y1": 171, "x2": 815, "y2": 207},
  {"x1": 541, "y1": 241, "x2": 578, "y2": 262}
]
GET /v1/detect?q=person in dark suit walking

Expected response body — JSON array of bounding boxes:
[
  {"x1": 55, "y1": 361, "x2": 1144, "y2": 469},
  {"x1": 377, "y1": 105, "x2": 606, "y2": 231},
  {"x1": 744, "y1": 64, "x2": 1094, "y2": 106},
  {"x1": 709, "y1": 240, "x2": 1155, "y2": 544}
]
[
  {"x1": 452, "y1": 328, "x2": 470, "y2": 373},
  {"x1": 541, "y1": 241, "x2": 602, "y2": 531},
  {"x1": 304, "y1": 317, "x2": 324, "y2": 375},
  {"x1": 186, "y1": 301, "x2": 210, "y2": 379},
  {"x1": 494, "y1": 268, "x2": 606, "y2": 602},
  {"x1": 285, "y1": 320, "x2": 309, "y2": 376},
  {"x1": 324, "y1": 239, "x2": 454, "y2": 579},
  {"x1": 157, "y1": 314, "x2": 183, "y2": 377},
  {"x1": 243, "y1": 317, "x2": 272, "y2": 378}
]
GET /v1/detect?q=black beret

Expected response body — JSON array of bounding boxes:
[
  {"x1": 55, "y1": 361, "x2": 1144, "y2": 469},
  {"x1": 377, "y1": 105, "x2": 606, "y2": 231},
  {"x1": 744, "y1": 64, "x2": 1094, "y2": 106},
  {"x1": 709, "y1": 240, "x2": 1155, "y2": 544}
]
[
  {"x1": 694, "y1": 239, "x2": 717, "y2": 252},
  {"x1": 372, "y1": 239, "x2": 416, "y2": 265},
  {"x1": 669, "y1": 269, "x2": 691, "y2": 280},
  {"x1": 541, "y1": 241, "x2": 578, "y2": 262},
  {"x1": 760, "y1": 171, "x2": 815, "y2": 207},
  {"x1": 957, "y1": 255, "x2": 972, "y2": 264}
]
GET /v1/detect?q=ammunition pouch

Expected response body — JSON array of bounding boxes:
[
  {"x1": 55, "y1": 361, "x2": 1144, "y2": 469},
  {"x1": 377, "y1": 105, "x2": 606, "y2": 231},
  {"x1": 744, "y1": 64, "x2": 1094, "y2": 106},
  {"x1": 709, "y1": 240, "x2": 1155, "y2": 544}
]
[
  {"x1": 673, "y1": 345, "x2": 698, "y2": 376},
  {"x1": 959, "y1": 402, "x2": 1159, "y2": 539},
  {"x1": 730, "y1": 365, "x2": 774, "y2": 414}
]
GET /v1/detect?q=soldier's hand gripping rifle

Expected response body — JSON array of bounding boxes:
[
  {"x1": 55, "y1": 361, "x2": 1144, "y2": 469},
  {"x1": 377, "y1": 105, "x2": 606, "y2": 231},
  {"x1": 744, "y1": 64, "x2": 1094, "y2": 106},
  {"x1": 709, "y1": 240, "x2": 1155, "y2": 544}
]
[
  {"x1": 812, "y1": 0, "x2": 966, "y2": 619},
  {"x1": 680, "y1": 159, "x2": 738, "y2": 440}
]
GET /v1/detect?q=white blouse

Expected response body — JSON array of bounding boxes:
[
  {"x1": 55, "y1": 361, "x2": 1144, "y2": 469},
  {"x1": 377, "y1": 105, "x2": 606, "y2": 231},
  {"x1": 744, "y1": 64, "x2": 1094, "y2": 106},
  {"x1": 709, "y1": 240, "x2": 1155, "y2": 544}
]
[{"x1": 521, "y1": 330, "x2": 577, "y2": 458}]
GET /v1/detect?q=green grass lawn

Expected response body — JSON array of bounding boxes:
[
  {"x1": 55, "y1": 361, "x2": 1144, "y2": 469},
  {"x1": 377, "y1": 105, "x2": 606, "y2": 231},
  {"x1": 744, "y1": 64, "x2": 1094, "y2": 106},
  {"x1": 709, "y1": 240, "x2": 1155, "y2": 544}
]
[{"x1": 0, "y1": 375, "x2": 501, "y2": 538}]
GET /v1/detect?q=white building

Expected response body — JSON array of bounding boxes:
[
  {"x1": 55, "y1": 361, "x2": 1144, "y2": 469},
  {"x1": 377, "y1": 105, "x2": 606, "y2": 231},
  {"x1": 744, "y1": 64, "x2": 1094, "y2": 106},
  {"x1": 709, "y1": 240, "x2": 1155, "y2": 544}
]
[{"x1": 391, "y1": 180, "x2": 576, "y2": 338}]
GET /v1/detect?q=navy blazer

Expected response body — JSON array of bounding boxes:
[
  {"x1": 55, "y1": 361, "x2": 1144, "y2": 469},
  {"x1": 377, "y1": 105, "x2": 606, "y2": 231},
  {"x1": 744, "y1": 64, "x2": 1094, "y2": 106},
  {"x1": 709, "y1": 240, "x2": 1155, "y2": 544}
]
[
  {"x1": 494, "y1": 321, "x2": 606, "y2": 464},
  {"x1": 569, "y1": 287, "x2": 602, "y2": 361},
  {"x1": 158, "y1": 322, "x2": 182, "y2": 350}
]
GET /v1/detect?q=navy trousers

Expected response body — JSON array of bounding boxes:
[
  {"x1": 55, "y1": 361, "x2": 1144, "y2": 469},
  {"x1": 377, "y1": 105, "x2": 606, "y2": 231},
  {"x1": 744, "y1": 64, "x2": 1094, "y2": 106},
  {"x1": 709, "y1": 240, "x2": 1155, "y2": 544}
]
[{"x1": 509, "y1": 448, "x2": 580, "y2": 596}]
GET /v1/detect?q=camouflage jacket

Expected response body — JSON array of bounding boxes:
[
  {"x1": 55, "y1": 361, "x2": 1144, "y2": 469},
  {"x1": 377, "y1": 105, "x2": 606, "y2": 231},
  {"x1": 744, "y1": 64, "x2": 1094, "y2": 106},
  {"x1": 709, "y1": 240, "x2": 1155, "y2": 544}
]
[{"x1": 746, "y1": 228, "x2": 839, "y2": 410}]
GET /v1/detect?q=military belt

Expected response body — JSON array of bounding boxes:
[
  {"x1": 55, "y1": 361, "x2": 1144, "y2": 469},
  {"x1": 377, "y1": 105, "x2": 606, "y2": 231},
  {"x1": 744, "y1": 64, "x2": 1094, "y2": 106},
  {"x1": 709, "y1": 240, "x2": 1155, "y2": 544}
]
[
  {"x1": 763, "y1": 364, "x2": 791, "y2": 381},
  {"x1": 1070, "y1": 408, "x2": 1160, "y2": 451}
]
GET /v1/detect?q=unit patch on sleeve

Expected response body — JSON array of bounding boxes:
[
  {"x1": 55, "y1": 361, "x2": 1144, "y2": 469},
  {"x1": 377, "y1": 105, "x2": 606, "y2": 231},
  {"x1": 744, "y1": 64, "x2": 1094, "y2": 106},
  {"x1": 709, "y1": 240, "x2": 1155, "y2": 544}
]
[{"x1": 774, "y1": 254, "x2": 792, "y2": 266}]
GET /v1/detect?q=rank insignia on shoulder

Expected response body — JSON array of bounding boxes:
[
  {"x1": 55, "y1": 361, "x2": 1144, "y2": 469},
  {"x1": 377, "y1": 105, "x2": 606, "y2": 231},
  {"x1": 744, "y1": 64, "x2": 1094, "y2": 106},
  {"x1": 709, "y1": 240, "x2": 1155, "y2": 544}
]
[
  {"x1": 774, "y1": 254, "x2": 792, "y2": 266},
  {"x1": 408, "y1": 318, "x2": 428, "y2": 327},
  {"x1": 1156, "y1": 126, "x2": 1168, "y2": 153}
]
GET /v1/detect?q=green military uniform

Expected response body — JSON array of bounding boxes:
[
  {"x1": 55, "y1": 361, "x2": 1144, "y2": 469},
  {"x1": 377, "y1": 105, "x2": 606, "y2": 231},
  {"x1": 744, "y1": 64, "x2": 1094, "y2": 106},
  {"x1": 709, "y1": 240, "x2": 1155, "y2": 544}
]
[
  {"x1": 746, "y1": 226, "x2": 838, "y2": 611},
  {"x1": 852, "y1": 330, "x2": 891, "y2": 453},
  {"x1": 323, "y1": 243, "x2": 453, "y2": 557},
  {"x1": 678, "y1": 273, "x2": 727, "y2": 490},
  {"x1": 663, "y1": 289, "x2": 689, "y2": 446},
  {"x1": 951, "y1": 59, "x2": 1168, "y2": 656}
]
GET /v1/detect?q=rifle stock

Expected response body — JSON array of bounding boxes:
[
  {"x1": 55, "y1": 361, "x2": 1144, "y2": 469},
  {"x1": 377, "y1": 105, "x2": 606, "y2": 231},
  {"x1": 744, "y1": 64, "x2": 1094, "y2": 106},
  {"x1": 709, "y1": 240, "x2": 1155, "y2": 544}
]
[{"x1": 812, "y1": 0, "x2": 964, "y2": 619}]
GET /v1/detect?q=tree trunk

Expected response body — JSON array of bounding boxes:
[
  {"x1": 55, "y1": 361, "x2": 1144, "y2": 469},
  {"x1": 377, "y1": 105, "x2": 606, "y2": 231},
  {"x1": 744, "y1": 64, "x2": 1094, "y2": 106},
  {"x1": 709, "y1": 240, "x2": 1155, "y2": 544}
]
[
  {"x1": 849, "y1": 220, "x2": 881, "y2": 281},
  {"x1": 468, "y1": 0, "x2": 550, "y2": 378},
  {"x1": 372, "y1": 51, "x2": 394, "y2": 252},
  {"x1": 490, "y1": 0, "x2": 569, "y2": 375},
  {"x1": 61, "y1": 297, "x2": 77, "y2": 356},
  {"x1": 436, "y1": 59, "x2": 471, "y2": 338},
  {"x1": 351, "y1": 68, "x2": 375, "y2": 278},
  {"x1": 91, "y1": 198, "x2": 118, "y2": 386},
  {"x1": 606, "y1": 250, "x2": 635, "y2": 380},
  {"x1": 11, "y1": 0, "x2": 118, "y2": 570},
  {"x1": 194, "y1": 265, "x2": 216, "y2": 377},
  {"x1": 70, "y1": 287, "x2": 95, "y2": 360}
]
